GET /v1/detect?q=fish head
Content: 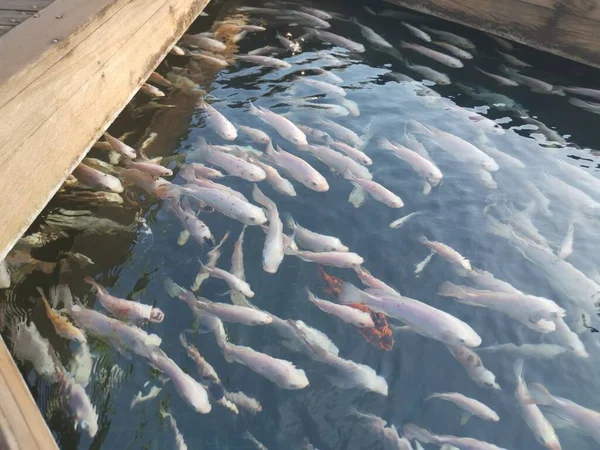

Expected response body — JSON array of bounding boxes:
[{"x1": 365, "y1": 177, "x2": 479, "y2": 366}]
[
  {"x1": 291, "y1": 134, "x2": 309, "y2": 146},
  {"x1": 482, "y1": 159, "x2": 500, "y2": 172},
  {"x1": 248, "y1": 209, "x2": 268, "y2": 225},
  {"x1": 286, "y1": 369, "x2": 309, "y2": 390},
  {"x1": 150, "y1": 308, "x2": 165, "y2": 323},
  {"x1": 160, "y1": 167, "x2": 174, "y2": 177},
  {"x1": 307, "y1": 176, "x2": 329, "y2": 192},
  {"x1": 537, "y1": 435, "x2": 561, "y2": 450}
]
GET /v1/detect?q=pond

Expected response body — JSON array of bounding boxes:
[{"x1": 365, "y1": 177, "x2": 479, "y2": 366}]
[{"x1": 3, "y1": 0, "x2": 600, "y2": 449}]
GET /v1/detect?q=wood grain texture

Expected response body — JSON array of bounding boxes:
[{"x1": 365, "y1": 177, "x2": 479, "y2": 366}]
[
  {"x1": 0, "y1": 0, "x2": 209, "y2": 265},
  {"x1": 0, "y1": 335, "x2": 57, "y2": 449},
  {"x1": 518, "y1": 0, "x2": 600, "y2": 22},
  {"x1": 383, "y1": 0, "x2": 600, "y2": 69}
]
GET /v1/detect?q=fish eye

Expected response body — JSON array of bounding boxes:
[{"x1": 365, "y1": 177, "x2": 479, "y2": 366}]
[
  {"x1": 250, "y1": 217, "x2": 256, "y2": 222},
  {"x1": 459, "y1": 338, "x2": 466, "y2": 343},
  {"x1": 311, "y1": 181, "x2": 317, "y2": 186}
]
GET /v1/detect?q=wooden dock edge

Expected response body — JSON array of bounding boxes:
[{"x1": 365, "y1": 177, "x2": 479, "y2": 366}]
[
  {"x1": 383, "y1": 0, "x2": 600, "y2": 70},
  {"x1": 0, "y1": 0, "x2": 209, "y2": 263},
  {"x1": 0, "y1": 0, "x2": 209, "y2": 448}
]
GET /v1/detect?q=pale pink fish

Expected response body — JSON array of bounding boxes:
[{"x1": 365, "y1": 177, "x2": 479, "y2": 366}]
[
  {"x1": 148, "y1": 71, "x2": 172, "y2": 87},
  {"x1": 476, "y1": 67, "x2": 519, "y2": 86},
  {"x1": 170, "y1": 44, "x2": 186, "y2": 56},
  {"x1": 553, "y1": 317, "x2": 588, "y2": 357},
  {"x1": 299, "y1": 5, "x2": 332, "y2": 19},
  {"x1": 400, "y1": 41, "x2": 463, "y2": 68},
  {"x1": 379, "y1": 137, "x2": 443, "y2": 187},
  {"x1": 194, "y1": 298, "x2": 272, "y2": 325},
  {"x1": 302, "y1": 144, "x2": 372, "y2": 180},
  {"x1": 167, "y1": 198, "x2": 214, "y2": 246},
  {"x1": 121, "y1": 168, "x2": 170, "y2": 197},
  {"x1": 265, "y1": 143, "x2": 328, "y2": 192},
  {"x1": 449, "y1": 345, "x2": 500, "y2": 390},
  {"x1": 252, "y1": 185, "x2": 284, "y2": 273},
  {"x1": 222, "y1": 342, "x2": 309, "y2": 389},
  {"x1": 404, "y1": 423, "x2": 506, "y2": 449},
  {"x1": 179, "y1": 167, "x2": 248, "y2": 202},
  {"x1": 306, "y1": 288, "x2": 374, "y2": 328},
  {"x1": 405, "y1": 61, "x2": 451, "y2": 85},
  {"x1": 426, "y1": 392, "x2": 499, "y2": 422},
  {"x1": 514, "y1": 360, "x2": 561, "y2": 450},
  {"x1": 438, "y1": 282, "x2": 564, "y2": 332},
  {"x1": 432, "y1": 41, "x2": 473, "y2": 59},
  {"x1": 179, "y1": 333, "x2": 220, "y2": 383},
  {"x1": 401, "y1": 22, "x2": 431, "y2": 42},
  {"x1": 297, "y1": 78, "x2": 346, "y2": 96},
  {"x1": 181, "y1": 33, "x2": 226, "y2": 52},
  {"x1": 200, "y1": 262, "x2": 255, "y2": 298},
  {"x1": 354, "y1": 267, "x2": 398, "y2": 295},
  {"x1": 189, "y1": 51, "x2": 229, "y2": 67},
  {"x1": 316, "y1": 118, "x2": 363, "y2": 148},
  {"x1": 140, "y1": 83, "x2": 165, "y2": 97},
  {"x1": 225, "y1": 391, "x2": 262, "y2": 414},
  {"x1": 249, "y1": 103, "x2": 307, "y2": 145},
  {"x1": 55, "y1": 369, "x2": 98, "y2": 438},
  {"x1": 308, "y1": 29, "x2": 365, "y2": 53},
  {"x1": 290, "y1": 249, "x2": 364, "y2": 268},
  {"x1": 419, "y1": 236, "x2": 472, "y2": 270},
  {"x1": 340, "y1": 283, "x2": 482, "y2": 348},
  {"x1": 202, "y1": 145, "x2": 265, "y2": 181},
  {"x1": 345, "y1": 172, "x2": 404, "y2": 208},
  {"x1": 66, "y1": 305, "x2": 161, "y2": 357},
  {"x1": 250, "y1": 158, "x2": 296, "y2": 196},
  {"x1": 189, "y1": 163, "x2": 224, "y2": 179},
  {"x1": 526, "y1": 382, "x2": 600, "y2": 445},
  {"x1": 284, "y1": 213, "x2": 347, "y2": 252},
  {"x1": 103, "y1": 132, "x2": 137, "y2": 159},
  {"x1": 238, "y1": 125, "x2": 271, "y2": 144},
  {"x1": 198, "y1": 100, "x2": 237, "y2": 140},
  {"x1": 297, "y1": 124, "x2": 331, "y2": 143},
  {"x1": 73, "y1": 163, "x2": 124, "y2": 193},
  {"x1": 149, "y1": 349, "x2": 211, "y2": 413},
  {"x1": 330, "y1": 140, "x2": 372, "y2": 166},
  {"x1": 235, "y1": 54, "x2": 291, "y2": 69},
  {"x1": 124, "y1": 159, "x2": 173, "y2": 177},
  {"x1": 162, "y1": 184, "x2": 267, "y2": 226},
  {"x1": 84, "y1": 277, "x2": 164, "y2": 324},
  {"x1": 422, "y1": 26, "x2": 476, "y2": 49}
]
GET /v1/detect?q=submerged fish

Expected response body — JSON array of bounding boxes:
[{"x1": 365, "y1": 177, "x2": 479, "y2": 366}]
[
  {"x1": 73, "y1": 163, "x2": 124, "y2": 193},
  {"x1": 224, "y1": 391, "x2": 262, "y2": 414},
  {"x1": 339, "y1": 283, "x2": 482, "y2": 348},
  {"x1": 222, "y1": 342, "x2": 309, "y2": 389},
  {"x1": 84, "y1": 277, "x2": 164, "y2": 324},
  {"x1": 352, "y1": 18, "x2": 394, "y2": 49},
  {"x1": 404, "y1": 423, "x2": 506, "y2": 449},
  {"x1": 448, "y1": 345, "x2": 500, "y2": 390},
  {"x1": 405, "y1": 61, "x2": 450, "y2": 85},
  {"x1": 479, "y1": 343, "x2": 566, "y2": 359},
  {"x1": 253, "y1": 185, "x2": 285, "y2": 273},
  {"x1": 419, "y1": 237, "x2": 472, "y2": 271},
  {"x1": 400, "y1": 41, "x2": 463, "y2": 68},
  {"x1": 285, "y1": 214, "x2": 348, "y2": 252},
  {"x1": 379, "y1": 138, "x2": 442, "y2": 188},
  {"x1": 514, "y1": 360, "x2": 561, "y2": 450},
  {"x1": 306, "y1": 288, "x2": 374, "y2": 328},
  {"x1": 249, "y1": 103, "x2": 307, "y2": 145},
  {"x1": 421, "y1": 26, "x2": 476, "y2": 49},
  {"x1": 476, "y1": 67, "x2": 519, "y2": 86},
  {"x1": 161, "y1": 410, "x2": 188, "y2": 450},
  {"x1": 38, "y1": 288, "x2": 86, "y2": 343},
  {"x1": 426, "y1": 392, "x2": 499, "y2": 423},
  {"x1": 236, "y1": 54, "x2": 292, "y2": 69},
  {"x1": 264, "y1": 143, "x2": 329, "y2": 192},
  {"x1": 307, "y1": 28, "x2": 365, "y2": 53},
  {"x1": 198, "y1": 100, "x2": 237, "y2": 140},
  {"x1": 401, "y1": 22, "x2": 431, "y2": 42},
  {"x1": 316, "y1": 118, "x2": 363, "y2": 148},
  {"x1": 390, "y1": 211, "x2": 422, "y2": 229},
  {"x1": 103, "y1": 132, "x2": 137, "y2": 159}
]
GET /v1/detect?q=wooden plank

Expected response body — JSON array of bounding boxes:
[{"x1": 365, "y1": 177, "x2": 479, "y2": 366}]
[
  {"x1": 0, "y1": 335, "x2": 57, "y2": 449},
  {"x1": 0, "y1": 11, "x2": 32, "y2": 26},
  {"x1": 383, "y1": 0, "x2": 600, "y2": 69},
  {"x1": 0, "y1": 0, "x2": 53, "y2": 11},
  {"x1": 518, "y1": 0, "x2": 600, "y2": 22},
  {"x1": 0, "y1": 0, "x2": 209, "y2": 264}
]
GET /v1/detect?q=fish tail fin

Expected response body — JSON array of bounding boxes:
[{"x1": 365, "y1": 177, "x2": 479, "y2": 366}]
[
  {"x1": 348, "y1": 184, "x2": 367, "y2": 208},
  {"x1": 377, "y1": 137, "x2": 396, "y2": 151},
  {"x1": 178, "y1": 332, "x2": 188, "y2": 349},
  {"x1": 424, "y1": 393, "x2": 439, "y2": 401},
  {"x1": 525, "y1": 383, "x2": 554, "y2": 406},
  {"x1": 83, "y1": 276, "x2": 101, "y2": 292},
  {"x1": 513, "y1": 358, "x2": 524, "y2": 382},
  {"x1": 305, "y1": 287, "x2": 317, "y2": 304},
  {"x1": 264, "y1": 140, "x2": 276, "y2": 156},
  {"x1": 402, "y1": 424, "x2": 436, "y2": 444},
  {"x1": 417, "y1": 235, "x2": 429, "y2": 245},
  {"x1": 437, "y1": 281, "x2": 466, "y2": 299},
  {"x1": 282, "y1": 212, "x2": 297, "y2": 231},
  {"x1": 163, "y1": 277, "x2": 186, "y2": 299},
  {"x1": 338, "y1": 282, "x2": 365, "y2": 305},
  {"x1": 251, "y1": 184, "x2": 272, "y2": 208},
  {"x1": 360, "y1": 119, "x2": 374, "y2": 149},
  {"x1": 248, "y1": 101, "x2": 261, "y2": 116}
]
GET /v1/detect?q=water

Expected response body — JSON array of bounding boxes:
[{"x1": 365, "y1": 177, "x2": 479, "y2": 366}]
[{"x1": 3, "y1": 0, "x2": 600, "y2": 449}]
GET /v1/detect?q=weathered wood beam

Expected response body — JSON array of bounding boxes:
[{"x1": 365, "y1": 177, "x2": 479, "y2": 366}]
[
  {"x1": 0, "y1": 0, "x2": 209, "y2": 263},
  {"x1": 383, "y1": 0, "x2": 600, "y2": 69}
]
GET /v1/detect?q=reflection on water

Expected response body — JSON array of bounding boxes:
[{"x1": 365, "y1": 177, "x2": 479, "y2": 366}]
[{"x1": 3, "y1": 0, "x2": 600, "y2": 448}]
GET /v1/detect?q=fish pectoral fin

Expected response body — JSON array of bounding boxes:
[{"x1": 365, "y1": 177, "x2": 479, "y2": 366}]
[
  {"x1": 545, "y1": 411, "x2": 578, "y2": 430},
  {"x1": 460, "y1": 413, "x2": 472, "y2": 426},
  {"x1": 178, "y1": 230, "x2": 190, "y2": 246},
  {"x1": 423, "y1": 182, "x2": 432, "y2": 195}
]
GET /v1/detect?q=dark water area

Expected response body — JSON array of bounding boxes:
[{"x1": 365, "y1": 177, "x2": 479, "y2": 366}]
[{"x1": 3, "y1": 0, "x2": 600, "y2": 449}]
